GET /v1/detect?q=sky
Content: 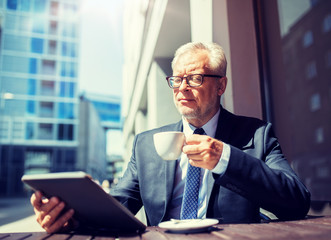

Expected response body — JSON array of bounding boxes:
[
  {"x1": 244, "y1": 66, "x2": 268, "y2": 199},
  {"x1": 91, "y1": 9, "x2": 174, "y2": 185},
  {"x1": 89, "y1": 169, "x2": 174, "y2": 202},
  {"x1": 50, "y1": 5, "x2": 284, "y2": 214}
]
[
  {"x1": 78, "y1": 0, "x2": 124, "y2": 97},
  {"x1": 78, "y1": 0, "x2": 125, "y2": 155},
  {"x1": 278, "y1": 0, "x2": 310, "y2": 36}
]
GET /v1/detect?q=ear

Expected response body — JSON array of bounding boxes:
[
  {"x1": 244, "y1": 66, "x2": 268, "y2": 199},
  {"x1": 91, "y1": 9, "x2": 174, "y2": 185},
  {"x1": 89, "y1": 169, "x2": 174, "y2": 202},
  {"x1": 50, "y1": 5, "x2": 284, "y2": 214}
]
[{"x1": 217, "y1": 77, "x2": 227, "y2": 96}]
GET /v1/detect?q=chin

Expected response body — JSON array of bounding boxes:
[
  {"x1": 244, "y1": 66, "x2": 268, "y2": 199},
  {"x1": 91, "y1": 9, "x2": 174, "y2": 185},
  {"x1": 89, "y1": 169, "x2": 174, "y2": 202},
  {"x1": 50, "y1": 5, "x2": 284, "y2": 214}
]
[{"x1": 179, "y1": 109, "x2": 199, "y2": 119}]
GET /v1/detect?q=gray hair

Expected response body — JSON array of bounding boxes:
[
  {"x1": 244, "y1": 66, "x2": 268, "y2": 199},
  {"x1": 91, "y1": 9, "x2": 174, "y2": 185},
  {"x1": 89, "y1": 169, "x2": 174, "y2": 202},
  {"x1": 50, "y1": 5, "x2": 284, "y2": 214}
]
[{"x1": 171, "y1": 42, "x2": 227, "y2": 76}]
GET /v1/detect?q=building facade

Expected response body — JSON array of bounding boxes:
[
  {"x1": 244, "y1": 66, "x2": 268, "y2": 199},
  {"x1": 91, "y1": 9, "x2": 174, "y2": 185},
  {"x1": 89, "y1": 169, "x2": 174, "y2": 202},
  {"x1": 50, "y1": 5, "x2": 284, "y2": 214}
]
[
  {"x1": 81, "y1": 92, "x2": 122, "y2": 130},
  {"x1": 273, "y1": 0, "x2": 331, "y2": 201},
  {"x1": 77, "y1": 96, "x2": 107, "y2": 183},
  {"x1": 79, "y1": 92, "x2": 123, "y2": 184},
  {"x1": 0, "y1": 0, "x2": 80, "y2": 196}
]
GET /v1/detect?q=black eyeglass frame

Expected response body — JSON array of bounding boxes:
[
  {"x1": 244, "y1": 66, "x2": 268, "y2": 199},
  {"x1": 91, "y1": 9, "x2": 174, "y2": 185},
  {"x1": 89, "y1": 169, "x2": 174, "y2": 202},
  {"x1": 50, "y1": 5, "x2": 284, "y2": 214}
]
[{"x1": 165, "y1": 74, "x2": 222, "y2": 89}]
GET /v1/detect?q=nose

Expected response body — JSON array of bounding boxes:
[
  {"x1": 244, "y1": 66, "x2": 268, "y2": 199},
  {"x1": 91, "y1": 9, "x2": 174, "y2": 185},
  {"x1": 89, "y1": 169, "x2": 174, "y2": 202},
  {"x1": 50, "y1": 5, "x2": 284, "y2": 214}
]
[{"x1": 178, "y1": 77, "x2": 189, "y2": 91}]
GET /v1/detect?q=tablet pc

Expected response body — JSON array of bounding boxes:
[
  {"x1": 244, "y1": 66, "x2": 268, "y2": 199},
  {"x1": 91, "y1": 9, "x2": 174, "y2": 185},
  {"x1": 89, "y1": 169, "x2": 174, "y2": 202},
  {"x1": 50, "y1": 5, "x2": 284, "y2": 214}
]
[{"x1": 21, "y1": 171, "x2": 146, "y2": 233}]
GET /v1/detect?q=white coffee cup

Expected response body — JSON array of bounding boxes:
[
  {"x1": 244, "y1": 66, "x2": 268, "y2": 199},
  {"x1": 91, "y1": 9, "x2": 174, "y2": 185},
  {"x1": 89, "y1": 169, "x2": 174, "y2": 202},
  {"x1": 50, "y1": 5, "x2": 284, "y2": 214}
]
[{"x1": 153, "y1": 131, "x2": 185, "y2": 160}]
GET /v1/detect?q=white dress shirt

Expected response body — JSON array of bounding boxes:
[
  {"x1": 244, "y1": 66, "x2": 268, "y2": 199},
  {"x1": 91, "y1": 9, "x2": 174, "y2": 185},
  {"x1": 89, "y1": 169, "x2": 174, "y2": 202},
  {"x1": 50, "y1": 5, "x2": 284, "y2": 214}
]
[{"x1": 166, "y1": 109, "x2": 231, "y2": 219}]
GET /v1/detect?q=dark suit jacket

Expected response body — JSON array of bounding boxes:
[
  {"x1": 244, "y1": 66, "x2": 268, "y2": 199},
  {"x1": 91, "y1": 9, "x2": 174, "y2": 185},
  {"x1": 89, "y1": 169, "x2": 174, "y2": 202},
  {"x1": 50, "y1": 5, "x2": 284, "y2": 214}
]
[{"x1": 111, "y1": 107, "x2": 310, "y2": 225}]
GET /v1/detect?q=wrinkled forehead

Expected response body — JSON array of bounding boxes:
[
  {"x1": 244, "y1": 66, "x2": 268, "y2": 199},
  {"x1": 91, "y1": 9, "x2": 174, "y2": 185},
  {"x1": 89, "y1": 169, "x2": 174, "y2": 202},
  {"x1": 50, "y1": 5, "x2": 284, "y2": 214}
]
[{"x1": 173, "y1": 50, "x2": 210, "y2": 76}]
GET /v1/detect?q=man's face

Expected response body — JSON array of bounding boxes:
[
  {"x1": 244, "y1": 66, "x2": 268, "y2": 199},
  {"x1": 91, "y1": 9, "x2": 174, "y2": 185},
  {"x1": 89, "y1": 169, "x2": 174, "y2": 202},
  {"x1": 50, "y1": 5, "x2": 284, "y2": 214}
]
[{"x1": 172, "y1": 50, "x2": 226, "y2": 127}]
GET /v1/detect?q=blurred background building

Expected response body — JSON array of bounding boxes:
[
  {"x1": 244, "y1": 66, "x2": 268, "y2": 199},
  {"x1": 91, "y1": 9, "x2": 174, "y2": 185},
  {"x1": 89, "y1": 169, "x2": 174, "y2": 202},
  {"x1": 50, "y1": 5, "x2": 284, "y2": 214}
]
[
  {"x1": 121, "y1": 0, "x2": 331, "y2": 209},
  {"x1": 0, "y1": 0, "x2": 81, "y2": 196},
  {"x1": 79, "y1": 92, "x2": 123, "y2": 184},
  {"x1": 0, "y1": 0, "x2": 123, "y2": 196}
]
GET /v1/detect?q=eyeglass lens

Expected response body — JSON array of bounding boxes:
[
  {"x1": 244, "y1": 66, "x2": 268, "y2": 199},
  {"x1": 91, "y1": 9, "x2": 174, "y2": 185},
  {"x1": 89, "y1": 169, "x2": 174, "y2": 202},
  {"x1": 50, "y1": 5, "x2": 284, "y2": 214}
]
[{"x1": 169, "y1": 75, "x2": 203, "y2": 88}]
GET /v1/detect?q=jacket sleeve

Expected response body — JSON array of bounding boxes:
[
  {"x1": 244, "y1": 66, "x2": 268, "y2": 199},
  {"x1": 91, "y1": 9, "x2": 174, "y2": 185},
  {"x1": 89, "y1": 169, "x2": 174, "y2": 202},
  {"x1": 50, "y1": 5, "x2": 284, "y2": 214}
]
[
  {"x1": 110, "y1": 135, "x2": 143, "y2": 215},
  {"x1": 215, "y1": 122, "x2": 311, "y2": 220}
]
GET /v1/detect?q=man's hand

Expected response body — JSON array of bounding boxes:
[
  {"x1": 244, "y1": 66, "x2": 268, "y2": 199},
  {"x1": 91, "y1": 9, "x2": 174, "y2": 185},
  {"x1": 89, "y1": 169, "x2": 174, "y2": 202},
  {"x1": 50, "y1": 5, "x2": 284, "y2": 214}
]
[
  {"x1": 30, "y1": 191, "x2": 75, "y2": 233},
  {"x1": 182, "y1": 134, "x2": 223, "y2": 170}
]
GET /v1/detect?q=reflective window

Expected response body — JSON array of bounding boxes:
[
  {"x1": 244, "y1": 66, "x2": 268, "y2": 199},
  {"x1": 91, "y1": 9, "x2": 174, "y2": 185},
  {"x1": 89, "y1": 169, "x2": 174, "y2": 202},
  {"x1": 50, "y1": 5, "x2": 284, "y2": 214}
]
[
  {"x1": 12, "y1": 121, "x2": 24, "y2": 139},
  {"x1": 26, "y1": 100, "x2": 35, "y2": 115},
  {"x1": 306, "y1": 61, "x2": 317, "y2": 79},
  {"x1": 25, "y1": 122, "x2": 34, "y2": 140},
  {"x1": 1, "y1": 77, "x2": 29, "y2": 95},
  {"x1": 39, "y1": 102, "x2": 54, "y2": 118},
  {"x1": 62, "y1": 23, "x2": 76, "y2": 38},
  {"x1": 310, "y1": 93, "x2": 321, "y2": 111},
  {"x1": 32, "y1": 17, "x2": 45, "y2": 33},
  {"x1": 20, "y1": 0, "x2": 30, "y2": 11},
  {"x1": 61, "y1": 62, "x2": 77, "y2": 77},
  {"x1": 18, "y1": 16, "x2": 31, "y2": 32},
  {"x1": 4, "y1": 14, "x2": 31, "y2": 32},
  {"x1": 99, "y1": 113, "x2": 121, "y2": 122},
  {"x1": 31, "y1": 38, "x2": 44, "y2": 53},
  {"x1": 28, "y1": 79, "x2": 36, "y2": 95},
  {"x1": 41, "y1": 60, "x2": 56, "y2": 75},
  {"x1": 303, "y1": 30, "x2": 314, "y2": 47},
  {"x1": 7, "y1": 0, "x2": 17, "y2": 10},
  {"x1": 58, "y1": 124, "x2": 74, "y2": 140},
  {"x1": 61, "y1": 42, "x2": 77, "y2": 57},
  {"x1": 2, "y1": 56, "x2": 38, "y2": 74},
  {"x1": 4, "y1": 34, "x2": 29, "y2": 52},
  {"x1": 262, "y1": 0, "x2": 331, "y2": 201},
  {"x1": 3, "y1": 99, "x2": 25, "y2": 117},
  {"x1": 59, "y1": 81, "x2": 75, "y2": 98},
  {"x1": 58, "y1": 102, "x2": 74, "y2": 119},
  {"x1": 7, "y1": 0, "x2": 31, "y2": 11},
  {"x1": 33, "y1": 0, "x2": 46, "y2": 13},
  {"x1": 38, "y1": 123, "x2": 53, "y2": 140},
  {"x1": 29, "y1": 58, "x2": 37, "y2": 74},
  {"x1": 92, "y1": 101, "x2": 121, "y2": 122},
  {"x1": 49, "y1": 21, "x2": 58, "y2": 35},
  {"x1": 25, "y1": 150, "x2": 51, "y2": 172},
  {"x1": 4, "y1": 14, "x2": 16, "y2": 29},
  {"x1": 0, "y1": 120, "x2": 9, "y2": 139},
  {"x1": 65, "y1": 150, "x2": 76, "y2": 165},
  {"x1": 322, "y1": 14, "x2": 331, "y2": 32},
  {"x1": 48, "y1": 40, "x2": 57, "y2": 55},
  {"x1": 50, "y1": 1, "x2": 59, "y2": 16},
  {"x1": 40, "y1": 80, "x2": 55, "y2": 96},
  {"x1": 315, "y1": 127, "x2": 324, "y2": 144}
]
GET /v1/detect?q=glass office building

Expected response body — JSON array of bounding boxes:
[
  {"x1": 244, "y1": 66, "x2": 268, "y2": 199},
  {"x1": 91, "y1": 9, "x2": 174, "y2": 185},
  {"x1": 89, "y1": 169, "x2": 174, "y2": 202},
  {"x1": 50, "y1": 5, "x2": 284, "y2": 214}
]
[
  {"x1": 81, "y1": 92, "x2": 122, "y2": 130},
  {"x1": 0, "y1": 0, "x2": 80, "y2": 196}
]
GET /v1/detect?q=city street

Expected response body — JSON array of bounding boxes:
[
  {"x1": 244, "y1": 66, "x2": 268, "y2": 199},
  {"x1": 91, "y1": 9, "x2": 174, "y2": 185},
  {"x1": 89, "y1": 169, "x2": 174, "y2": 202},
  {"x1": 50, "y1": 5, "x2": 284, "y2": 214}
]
[{"x1": 0, "y1": 197, "x2": 43, "y2": 233}]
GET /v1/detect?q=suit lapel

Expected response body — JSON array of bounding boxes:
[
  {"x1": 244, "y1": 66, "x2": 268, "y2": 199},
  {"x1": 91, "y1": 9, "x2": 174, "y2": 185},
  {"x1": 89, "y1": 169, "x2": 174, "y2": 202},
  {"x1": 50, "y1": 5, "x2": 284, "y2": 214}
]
[
  {"x1": 215, "y1": 106, "x2": 235, "y2": 144},
  {"x1": 216, "y1": 106, "x2": 254, "y2": 150}
]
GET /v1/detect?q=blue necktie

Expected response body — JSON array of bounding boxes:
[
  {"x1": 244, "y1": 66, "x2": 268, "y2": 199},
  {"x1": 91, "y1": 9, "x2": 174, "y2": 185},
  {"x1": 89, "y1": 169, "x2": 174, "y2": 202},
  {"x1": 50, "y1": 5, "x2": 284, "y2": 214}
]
[{"x1": 180, "y1": 128, "x2": 205, "y2": 219}]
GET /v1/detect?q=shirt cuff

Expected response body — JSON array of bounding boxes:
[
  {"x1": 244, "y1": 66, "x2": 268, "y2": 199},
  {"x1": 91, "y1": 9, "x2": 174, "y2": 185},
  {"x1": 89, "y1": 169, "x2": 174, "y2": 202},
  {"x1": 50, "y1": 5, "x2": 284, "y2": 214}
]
[{"x1": 211, "y1": 143, "x2": 230, "y2": 175}]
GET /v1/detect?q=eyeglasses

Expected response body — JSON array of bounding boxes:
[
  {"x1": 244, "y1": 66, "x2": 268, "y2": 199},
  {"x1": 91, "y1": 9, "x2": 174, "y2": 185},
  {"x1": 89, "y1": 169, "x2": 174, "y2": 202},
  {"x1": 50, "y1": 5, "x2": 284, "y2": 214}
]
[{"x1": 166, "y1": 74, "x2": 222, "y2": 89}]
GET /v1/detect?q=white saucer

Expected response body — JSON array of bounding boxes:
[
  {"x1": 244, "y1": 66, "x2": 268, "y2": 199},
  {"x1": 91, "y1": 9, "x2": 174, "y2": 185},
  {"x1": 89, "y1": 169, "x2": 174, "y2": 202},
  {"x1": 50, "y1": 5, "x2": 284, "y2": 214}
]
[{"x1": 158, "y1": 219, "x2": 219, "y2": 233}]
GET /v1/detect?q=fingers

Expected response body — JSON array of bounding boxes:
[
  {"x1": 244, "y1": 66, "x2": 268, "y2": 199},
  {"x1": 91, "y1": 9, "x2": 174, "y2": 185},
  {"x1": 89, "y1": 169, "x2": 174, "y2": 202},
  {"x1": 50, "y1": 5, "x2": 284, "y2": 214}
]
[
  {"x1": 30, "y1": 191, "x2": 74, "y2": 234},
  {"x1": 41, "y1": 208, "x2": 75, "y2": 233},
  {"x1": 183, "y1": 135, "x2": 223, "y2": 170},
  {"x1": 183, "y1": 135, "x2": 214, "y2": 155},
  {"x1": 31, "y1": 191, "x2": 43, "y2": 209},
  {"x1": 37, "y1": 197, "x2": 61, "y2": 223},
  {"x1": 184, "y1": 134, "x2": 207, "y2": 145}
]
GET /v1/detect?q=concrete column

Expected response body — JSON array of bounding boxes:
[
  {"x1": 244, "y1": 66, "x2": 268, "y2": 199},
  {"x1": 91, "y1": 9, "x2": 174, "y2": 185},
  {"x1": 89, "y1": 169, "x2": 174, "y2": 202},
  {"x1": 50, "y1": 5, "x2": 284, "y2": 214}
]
[
  {"x1": 190, "y1": 0, "x2": 213, "y2": 42},
  {"x1": 135, "y1": 110, "x2": 147, "y2": 135},
  {"x1": 213, "y1": 0, "x2": 262, "y2": 119},
  {"x1": 147, "y1": 61, "x2": 181, "y2": 130}
]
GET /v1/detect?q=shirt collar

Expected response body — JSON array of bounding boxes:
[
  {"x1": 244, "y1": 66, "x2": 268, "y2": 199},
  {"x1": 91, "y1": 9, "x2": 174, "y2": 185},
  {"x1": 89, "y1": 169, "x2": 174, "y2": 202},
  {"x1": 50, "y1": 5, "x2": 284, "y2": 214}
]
[{"x1": 182, "y1": 108, "x2": 220, "y2": 138}]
